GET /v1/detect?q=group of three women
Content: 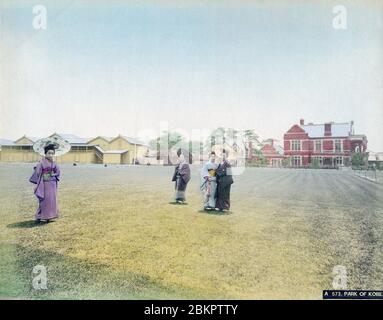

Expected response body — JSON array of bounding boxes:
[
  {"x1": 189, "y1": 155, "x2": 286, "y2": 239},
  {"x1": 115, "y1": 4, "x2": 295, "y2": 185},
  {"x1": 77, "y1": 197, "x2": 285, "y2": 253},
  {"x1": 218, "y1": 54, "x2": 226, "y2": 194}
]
[{"x1": 172, "y1": 149, "x2": 233, "y2": 212}]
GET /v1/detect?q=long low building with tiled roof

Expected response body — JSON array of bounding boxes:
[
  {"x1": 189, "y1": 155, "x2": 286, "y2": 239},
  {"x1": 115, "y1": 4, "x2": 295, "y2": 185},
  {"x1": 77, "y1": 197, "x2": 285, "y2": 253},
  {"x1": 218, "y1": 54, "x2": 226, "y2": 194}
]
[{"x1": 0, "y1": 133, "x2": 151, "y2": 165}]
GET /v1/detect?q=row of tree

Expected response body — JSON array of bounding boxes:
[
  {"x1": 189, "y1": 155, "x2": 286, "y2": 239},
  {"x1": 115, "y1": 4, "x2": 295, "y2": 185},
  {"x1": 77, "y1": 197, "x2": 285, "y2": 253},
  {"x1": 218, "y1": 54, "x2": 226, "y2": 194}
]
[
  {"x1": 149, "y1": 129, "x2": 370, "y2": 168},
  {"x1": 149, "y1": 127, "x2": 267, "y2": 164}
]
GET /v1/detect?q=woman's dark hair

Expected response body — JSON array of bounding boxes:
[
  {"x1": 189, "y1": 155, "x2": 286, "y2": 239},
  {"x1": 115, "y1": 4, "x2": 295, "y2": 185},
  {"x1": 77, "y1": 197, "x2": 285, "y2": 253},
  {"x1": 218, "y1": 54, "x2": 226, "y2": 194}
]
[
  {"x1": 176, "y1": 148, "x2": 193, "y2": 164},
  {"x1": 222, "y1": 149, "x2": 229, "y2": 156},
  {"x1": 210, "y1": 151, "x2": 216, "y2": 155},
  {"x1": 44, "y1": 144, "x2": 56, "y2": 155}
]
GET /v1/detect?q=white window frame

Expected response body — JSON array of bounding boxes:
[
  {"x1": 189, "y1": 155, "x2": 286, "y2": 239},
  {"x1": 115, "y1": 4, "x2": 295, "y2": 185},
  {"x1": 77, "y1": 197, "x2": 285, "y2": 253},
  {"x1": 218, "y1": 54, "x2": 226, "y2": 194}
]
[
  {"x1": 334, "y1": 139, "x2": 342, "y2": 153},
  {"x1": 292, "y1": 140, "x2": 301, "y2": 151},
  {"x1": 312, "y1": 156, "x2": 323, "y2": 166},
  {"x1": 335, "y1": 156, "x2": 343, "y2": 166},
  {"x1": 315, "y1": 140, "x2": 322, "y2": 152},
  {"x1": 293, "y1": 155, "x2": 301, "y2": 166}
]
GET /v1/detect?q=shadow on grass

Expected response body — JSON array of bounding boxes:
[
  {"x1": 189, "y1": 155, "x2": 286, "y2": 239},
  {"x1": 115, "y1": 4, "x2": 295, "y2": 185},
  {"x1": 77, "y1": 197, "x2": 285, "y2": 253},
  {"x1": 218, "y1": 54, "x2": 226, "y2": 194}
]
[
  {"x1": 13, "y1": 244, "x2": 208, "y2": 299},
  {"x1": 197, "y1": 210, "x2": 233, "y2": 215},
  {"x1": 7, "y1": 220, "x2": 44, "y2": 229},
  {"x1": 168, "y1": 201, "x2": 188, "y2": 205}
]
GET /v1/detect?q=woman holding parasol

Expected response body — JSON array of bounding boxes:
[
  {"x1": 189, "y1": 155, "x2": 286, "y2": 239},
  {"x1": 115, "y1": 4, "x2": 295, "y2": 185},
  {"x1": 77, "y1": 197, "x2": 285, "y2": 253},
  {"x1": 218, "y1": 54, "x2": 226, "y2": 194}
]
[{"x1": 29, "y1": 136, "x2": 70, "y2": 223}]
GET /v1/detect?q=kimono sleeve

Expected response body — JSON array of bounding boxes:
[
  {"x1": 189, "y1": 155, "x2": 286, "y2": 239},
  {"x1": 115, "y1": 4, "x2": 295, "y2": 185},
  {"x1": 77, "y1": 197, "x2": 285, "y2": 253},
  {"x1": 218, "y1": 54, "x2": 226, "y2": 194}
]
[
  {"x1": 181, "y1": 164, "x2": 191, "y2": 184},
  {"x1": 171, "y1": 165, "x2": 178, "y2": 181},
  {"x1": 201, "y1": 164, "x2": 209, "y2": 179},
  {"x1": 55, "y1": 165, "x2": 61, "y2": 181},
  {"x1": 29, "y1": 162, "x2": 42, "y2": 184}
]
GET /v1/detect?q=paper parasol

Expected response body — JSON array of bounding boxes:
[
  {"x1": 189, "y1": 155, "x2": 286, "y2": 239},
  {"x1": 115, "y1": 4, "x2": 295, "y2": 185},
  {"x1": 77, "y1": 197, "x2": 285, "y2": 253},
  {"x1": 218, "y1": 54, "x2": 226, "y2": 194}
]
[{"x1": 33, "y1": 136, "x2": 71, "y2": 156}]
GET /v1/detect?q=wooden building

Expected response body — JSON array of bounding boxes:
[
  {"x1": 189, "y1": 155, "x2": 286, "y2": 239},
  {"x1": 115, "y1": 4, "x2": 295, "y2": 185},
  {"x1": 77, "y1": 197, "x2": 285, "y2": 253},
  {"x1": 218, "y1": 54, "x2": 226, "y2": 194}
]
[{"x1": 0, "y1": 133, "x2": 150, "y2": 165}]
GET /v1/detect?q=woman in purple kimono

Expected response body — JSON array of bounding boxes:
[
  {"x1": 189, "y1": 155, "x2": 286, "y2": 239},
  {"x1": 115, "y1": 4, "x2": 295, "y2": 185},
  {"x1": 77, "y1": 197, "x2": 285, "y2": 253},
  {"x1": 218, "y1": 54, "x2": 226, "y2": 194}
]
[
  {"x1": 29, "y1": 144, "x2": 60, "y2": 223},
  {"x1": 215, "y1": 149, "x2": 234, "y2": 211},
  {"x1": 171, "y1": 149, "x2": 191, "y2": 204}
]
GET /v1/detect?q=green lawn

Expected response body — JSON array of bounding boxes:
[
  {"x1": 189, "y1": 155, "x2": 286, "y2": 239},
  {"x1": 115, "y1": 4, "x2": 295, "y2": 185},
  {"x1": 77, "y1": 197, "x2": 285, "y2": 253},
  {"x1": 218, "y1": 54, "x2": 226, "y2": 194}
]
[{"x1": 1, "y1": 164, "x2": 382, "y2": 299}]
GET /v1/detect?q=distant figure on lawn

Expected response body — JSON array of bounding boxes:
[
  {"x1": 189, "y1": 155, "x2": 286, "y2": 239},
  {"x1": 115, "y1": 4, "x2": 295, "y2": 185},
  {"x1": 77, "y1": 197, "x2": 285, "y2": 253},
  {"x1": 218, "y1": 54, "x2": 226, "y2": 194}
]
[
  {"x1": 172, "y1": 148, "x2": 191, "y2": 204},
  {"x1": 215, "y1": 149, "x2": 234, "y2": 211},
  {"x1": 200, "y1": 151, "x2": 218, "y2": 211},
  {"x1": 29, "y1": 144, "x2": 60, "y2": 223}
]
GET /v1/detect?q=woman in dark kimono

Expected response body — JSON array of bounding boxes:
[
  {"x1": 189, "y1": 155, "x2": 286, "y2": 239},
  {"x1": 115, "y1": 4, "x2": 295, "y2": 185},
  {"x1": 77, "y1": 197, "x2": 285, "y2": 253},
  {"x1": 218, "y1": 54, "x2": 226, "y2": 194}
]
[
  {"x1": 171, "y1": 149, "x2": 191, "y2": 204},
  {"x1": 215, "y1": 149, "x2": 234, "y2": 211},
  {"x1": 29, "y1": 144, "x2": 60, "y2": 223}
]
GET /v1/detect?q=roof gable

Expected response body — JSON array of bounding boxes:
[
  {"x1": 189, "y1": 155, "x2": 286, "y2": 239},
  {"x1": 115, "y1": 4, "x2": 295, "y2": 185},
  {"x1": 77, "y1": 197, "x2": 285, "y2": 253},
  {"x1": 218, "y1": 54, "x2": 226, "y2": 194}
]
[
  {"x1": 87, "y1": 136, "x2": 113, "y2": 144},
  {"x1": 109, "y1": 135, "x2": 148, "y2": 146},
  {"x1": 286, "y1": 124, "x2": 306, "y2": 134},
  {"x1": 261, "y1": 144, "x2": 284, "y2": 156},
  {"x1": 14, "y1": 136, "x2": 37, "y2": 145}
]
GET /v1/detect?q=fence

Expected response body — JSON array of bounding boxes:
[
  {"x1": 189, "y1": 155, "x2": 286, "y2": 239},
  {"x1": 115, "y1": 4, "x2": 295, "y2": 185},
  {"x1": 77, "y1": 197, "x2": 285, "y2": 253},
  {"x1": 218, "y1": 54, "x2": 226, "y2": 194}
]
[{"x1": 353, "y1": 168, "x2": 378, "y2": 182}]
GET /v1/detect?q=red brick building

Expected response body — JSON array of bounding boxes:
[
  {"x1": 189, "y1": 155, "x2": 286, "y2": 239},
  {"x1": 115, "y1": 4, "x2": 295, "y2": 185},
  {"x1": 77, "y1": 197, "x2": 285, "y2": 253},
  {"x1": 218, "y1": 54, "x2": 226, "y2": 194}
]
[
  {"x1": 260, "y1": 139, "x2": 284, "y2": 167},
  {"x1": 284, "y1": 119, "x2": 368, "y2": 167}
]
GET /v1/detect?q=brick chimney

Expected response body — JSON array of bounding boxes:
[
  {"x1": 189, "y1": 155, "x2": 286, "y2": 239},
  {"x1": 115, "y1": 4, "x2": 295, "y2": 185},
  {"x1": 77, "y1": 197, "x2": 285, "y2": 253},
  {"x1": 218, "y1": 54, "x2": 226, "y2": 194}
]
[
  {"x1": 300, "y1": 119, "x2": 304, "y2": 125},
  {"x1": 324, "y1": 122, "x2": 332, "y2": 136}
]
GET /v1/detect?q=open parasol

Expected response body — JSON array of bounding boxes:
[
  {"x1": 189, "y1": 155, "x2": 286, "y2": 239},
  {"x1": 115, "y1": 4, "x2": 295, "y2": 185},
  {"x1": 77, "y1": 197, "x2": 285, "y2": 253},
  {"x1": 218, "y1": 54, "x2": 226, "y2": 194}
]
[{"x1": 33, "y1": 135, "x2": 71, "y2": 156}]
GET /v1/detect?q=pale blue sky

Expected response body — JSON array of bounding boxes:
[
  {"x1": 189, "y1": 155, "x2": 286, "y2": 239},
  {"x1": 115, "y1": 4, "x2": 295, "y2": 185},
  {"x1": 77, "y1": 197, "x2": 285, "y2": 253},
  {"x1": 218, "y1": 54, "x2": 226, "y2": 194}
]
[{"x1": 1, "y1": 0, "x2": 382, "y2": 150}]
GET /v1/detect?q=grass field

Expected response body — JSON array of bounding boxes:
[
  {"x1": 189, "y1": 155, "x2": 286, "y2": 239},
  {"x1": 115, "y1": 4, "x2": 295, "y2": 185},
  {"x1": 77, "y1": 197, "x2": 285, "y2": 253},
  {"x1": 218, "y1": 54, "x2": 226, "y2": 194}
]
[{"x1": 0, "y1": 163, "x2": 382, "y2": 299}]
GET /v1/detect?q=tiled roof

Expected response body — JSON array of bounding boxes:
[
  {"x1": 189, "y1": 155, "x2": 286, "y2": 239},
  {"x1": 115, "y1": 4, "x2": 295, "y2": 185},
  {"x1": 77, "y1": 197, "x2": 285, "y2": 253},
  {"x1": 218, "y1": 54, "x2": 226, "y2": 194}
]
[
  {"x1": 301, "y1": 123, "x2": 352, "y2": 138},
  {"x1": 55, "y1": 133, "x2": 88, "y2": 144},
  {"x1": 99, "y1": 136, "x2": 114, "y2": 142},
  {"x1": 13, "y1": 136, "x2": 41, "y2": 144},
  {"x1": 2, "y1": 134, "x2": 150, "y2": 147},
  {"x1": 0, "y1": 139, "x2": 15, "y2": 146},
  {"x1": 121, "y1": 136, "x2": 149, "y2": 147},
  {"x1": 24, "y1": 136, "x2": 41, "y2": 142}
]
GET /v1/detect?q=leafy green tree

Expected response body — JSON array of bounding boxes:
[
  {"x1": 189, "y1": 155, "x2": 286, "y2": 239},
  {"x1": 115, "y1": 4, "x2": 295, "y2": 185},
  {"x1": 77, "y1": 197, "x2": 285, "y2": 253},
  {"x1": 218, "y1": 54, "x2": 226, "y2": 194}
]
[
  {"x1": 351, "y1": 153, "x2": 364, "y2": 168},
  {"x1": 282, "y1": 158, "x2": 290, "y2": 167},
  {"x1": 207, "y1": 127, "x2": 228, "y2": 149},
  {"x1": 149, "y1": 131, "x2": 186, "y2": 164},
  {"x1": 205, "y1": 127, "x2": 261, "y2": 159},
  {"x1": 243, "y1": 129, "x2": 261, "y2": 160},
  {"x1": 310, "y1": 158, "x2": 320, "y2": 169}
]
